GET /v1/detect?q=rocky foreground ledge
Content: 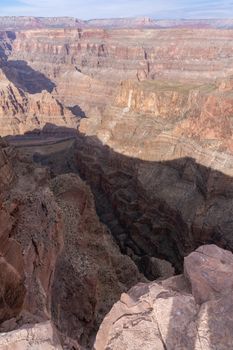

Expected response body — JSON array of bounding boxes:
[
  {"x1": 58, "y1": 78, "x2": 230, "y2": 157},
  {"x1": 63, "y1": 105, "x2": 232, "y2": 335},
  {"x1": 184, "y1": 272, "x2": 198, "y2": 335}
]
[{"x1": 95, "y1": 244, "x2": 233, "y2": 350}]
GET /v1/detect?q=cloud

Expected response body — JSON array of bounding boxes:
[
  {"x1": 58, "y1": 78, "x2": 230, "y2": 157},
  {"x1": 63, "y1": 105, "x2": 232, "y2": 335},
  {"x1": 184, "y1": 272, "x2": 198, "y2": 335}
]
[{"x1": 0, "y1": 0, "x2": 233, "y2": 19}]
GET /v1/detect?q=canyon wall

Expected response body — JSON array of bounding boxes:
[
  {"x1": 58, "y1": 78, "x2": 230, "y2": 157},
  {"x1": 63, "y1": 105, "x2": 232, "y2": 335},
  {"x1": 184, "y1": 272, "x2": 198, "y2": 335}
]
[
  {"x1": 73, "y1": 74, "x2": 233, "y2": 277},
  {"x1": 1, "y1": 21, "x2": 233, "y2": 348},
  {"x1": 2, "y1": 26, "x2": 233, "y2": 132}
]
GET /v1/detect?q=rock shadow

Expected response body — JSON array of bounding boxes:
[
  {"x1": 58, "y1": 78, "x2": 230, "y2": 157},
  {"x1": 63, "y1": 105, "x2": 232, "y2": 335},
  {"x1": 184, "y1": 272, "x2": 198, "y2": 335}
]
[
  {"x1": 5, "y1": 123, "x2": 233, "y2": 349},
  {"x1": 68, "y1": 105, "x2": 86, "y2": 118},
  {"x1": 0, "y1": 31, "x2": 16, "y2": 63},
  {"x1": 2, "y1": 60, "x2": 56, "y2": 94},
  {"x1": 7, "y1": 123, "x2": 233, "y2": 274}
]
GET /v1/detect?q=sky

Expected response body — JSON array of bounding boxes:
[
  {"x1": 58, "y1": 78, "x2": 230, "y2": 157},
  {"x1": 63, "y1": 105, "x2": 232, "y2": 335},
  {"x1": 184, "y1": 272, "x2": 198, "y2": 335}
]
[{"x1": 0, "y1": 0, "x2": 233, "y2": 20}]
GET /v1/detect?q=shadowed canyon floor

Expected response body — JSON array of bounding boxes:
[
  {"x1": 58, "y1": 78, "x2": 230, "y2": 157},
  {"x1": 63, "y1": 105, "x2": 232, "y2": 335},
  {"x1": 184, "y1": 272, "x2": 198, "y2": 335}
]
[
  {"x1": 6, "y1": 126, "x2": 233, "y2": 349},
  {"x1": 1, "y1": 19, "x2": 233, "y2": 349}
]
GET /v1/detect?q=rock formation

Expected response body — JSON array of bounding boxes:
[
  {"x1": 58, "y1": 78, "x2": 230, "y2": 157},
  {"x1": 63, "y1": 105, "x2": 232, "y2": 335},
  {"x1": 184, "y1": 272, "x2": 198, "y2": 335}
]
[
  {"x1": 95, "y1": 244, "x2": 233, "y2": 350},
  {"x1": 75, "y1": 74, "x2": 233, "y2": 275},
  {"x1": 0, "y1": 68, "x2": 79, "y2": 136},
  {"x1": 0, "y1": 321, "x2": 63, "y2": 350},
  {"x1": 50, "y1": 173, "x2": 143, "y2": 348},
  {"x1": 0, "y1": 137, "x2": 143, "y2": 348},
  {"x1": 1, "y1": 16, "x2": 233, "y2": 350},
  {"x1": 0, "y1": 137, "x2": 64, "y2": 347},
  {"x1": 5, "y1": 25, "x2": 233, "y2": 124}
]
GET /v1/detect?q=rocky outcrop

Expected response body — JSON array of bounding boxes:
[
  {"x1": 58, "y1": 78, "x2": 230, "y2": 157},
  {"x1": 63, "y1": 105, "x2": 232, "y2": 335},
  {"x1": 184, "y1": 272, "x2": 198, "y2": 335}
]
[
  {"x1": 95, "y1": 244, "x2": 233, "y2": 350},
  {"x1": 0, "y1": 31, "x2": 14, "y2": 63},
  {"x1": 0, "y1": 321, "x2": 63, "y2": 350}
]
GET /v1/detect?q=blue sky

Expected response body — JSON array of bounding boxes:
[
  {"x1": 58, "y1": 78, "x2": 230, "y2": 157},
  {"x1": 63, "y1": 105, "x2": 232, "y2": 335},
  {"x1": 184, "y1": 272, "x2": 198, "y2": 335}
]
[{"x1": 0, "y1": 0, "x2": 233, "y2": 19}]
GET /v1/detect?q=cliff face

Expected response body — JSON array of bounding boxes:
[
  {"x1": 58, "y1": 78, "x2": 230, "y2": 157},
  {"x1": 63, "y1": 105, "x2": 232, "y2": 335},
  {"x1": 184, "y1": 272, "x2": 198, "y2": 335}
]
[
  {"x1": 51, "y1": 173, "x2": 142, "y2": 347},
  {"x1": 0, "y1": 137, "x2": 64, "y2": 331},
  {"x1": 0, "y1": 139, "x2": 143, "y2": 349},
  {"x1": 0, "y1": 31, "x2": 14, "y2": 63},
  {"x1": 4, "y1": 27, "x2": 233, "y2": 124},
  {"x1": 10, "y1": 28, "x2": 233, "y2": 83},
  {"x1": 0, "y1": 68, "x2": 79, "y2": 136},
  {"x1": 76, "y1": 75, "x2": 233, "y2": 276},
  {"x1": 97, "y1": 78, "x2": 233, "y2": 156}
]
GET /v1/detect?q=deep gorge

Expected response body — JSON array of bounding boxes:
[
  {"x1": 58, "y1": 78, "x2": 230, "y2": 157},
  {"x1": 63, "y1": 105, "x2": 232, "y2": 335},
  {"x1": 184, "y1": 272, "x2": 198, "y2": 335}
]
[{"x1": 1, "y1": 20, "x2": 233, "y2": 349}]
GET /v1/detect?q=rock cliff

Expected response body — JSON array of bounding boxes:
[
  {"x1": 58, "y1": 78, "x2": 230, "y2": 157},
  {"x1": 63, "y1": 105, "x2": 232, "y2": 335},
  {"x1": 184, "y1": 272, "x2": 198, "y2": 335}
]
[
  {"x1": 1, "y1": 18, "x2": 233, "y2": 350},
  {"x1": 74, "y1": 74, "x2": 233, "y2": 277},
  {"x1": 5, "y1": 26, "x2": 233, "y2": 124},
  {"x1": 0, "y1": 138, "x2": 143, "y2": 348},
  {"x1": 0, "y1": 68, "x2": 79, "y2": 136}
]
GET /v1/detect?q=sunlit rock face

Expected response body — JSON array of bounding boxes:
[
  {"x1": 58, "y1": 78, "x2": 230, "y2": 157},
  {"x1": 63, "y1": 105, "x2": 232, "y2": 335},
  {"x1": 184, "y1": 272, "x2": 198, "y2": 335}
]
[
  {"x1": 6, "y1": 27, "x2": 233, "y2": 121},
  {"x1": 0, "y1": 322, "x2": 63, "y2": 350},
  {"x1": 95, "y1": 245, "x2": 233, "y2": 350},
  {"x1": 0, "y1": 68, "x2": 79, "y2": 136}
]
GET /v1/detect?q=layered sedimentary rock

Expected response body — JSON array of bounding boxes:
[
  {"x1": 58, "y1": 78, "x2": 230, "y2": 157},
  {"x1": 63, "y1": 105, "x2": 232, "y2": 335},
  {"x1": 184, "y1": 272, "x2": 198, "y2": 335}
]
[
  {"x1": 0, "y1": 68, "x2": 79, "y2": 136},
  {"x1": 1, "y1": 19, "x2": 233, "y2": 349},
  {"x1": 0, "y1": 25, "x2": 233, "y2": 131},
  {"x1": 0, "y1": 17, "x2": 84, "y2": 30},
  {"x1": 1, "y1": 19, "x2": 233, "y2": 280},
  {"x1": 4, "y1": 26, "x2": 233, "y2": 124},
  {"x1": 75, "y1": 75, "x2": 233, "y2": 275},
  {"x1": 95, "y1": 244, "x2": 233, "y2": 350},
  {"x1": 10, "y1": 28, "x2": 233, "y2": 84}
]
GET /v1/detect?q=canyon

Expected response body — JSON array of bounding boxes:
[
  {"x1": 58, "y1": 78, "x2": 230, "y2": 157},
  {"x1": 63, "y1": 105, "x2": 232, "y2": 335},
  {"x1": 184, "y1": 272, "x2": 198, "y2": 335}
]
[{"x1": 0, "y1": 17, "x2": 233, "y2": 349}]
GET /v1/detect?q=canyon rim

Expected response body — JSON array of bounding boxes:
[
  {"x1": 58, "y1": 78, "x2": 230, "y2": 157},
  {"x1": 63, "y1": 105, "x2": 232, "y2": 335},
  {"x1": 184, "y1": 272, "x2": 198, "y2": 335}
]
[{"x1": 0, "y1": 10, "x2": 233, "y2": 350}]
